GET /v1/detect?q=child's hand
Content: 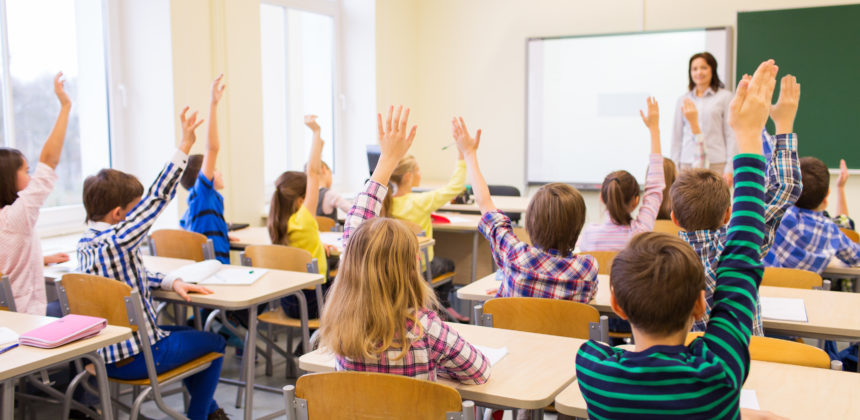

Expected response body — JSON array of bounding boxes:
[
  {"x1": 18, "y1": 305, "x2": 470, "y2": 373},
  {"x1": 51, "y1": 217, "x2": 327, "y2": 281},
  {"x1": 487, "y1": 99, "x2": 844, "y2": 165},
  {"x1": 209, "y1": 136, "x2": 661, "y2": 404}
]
[
  {"x1": 54, "y1": 72, "x2": 71, "y2": 108},
  {"x1": 172, "y1": 280, "x2": 213, "y2": 302},
  {"x1": 769, "y1": 74, "x2": 800, "y2": 134},
  {"x1": 451, "y1": 117, "x2": 481, "y2": 157},
  {"x1": 43, "y1": 252, "x2": 69, "y2": 265},
  {"x1": 838, "y1": 159, "x2": 849, "y2": 188},
  {"x1": 681, "y1": 98, "x2": 700, "y2": 134},
  {"x1": 377, "y1": 105, "x2": 417, "y2": 160},
  {"x1": 304, "y1": 114, "x2": 321, "y2": 134},
  {"x1": 211, "y1": 74, "x2": 226, "y2": 105},
  {"x1": 179, "y1": 106, "x2": 205, "y2": 153},
  {"x1": 639, "y1": 96, "x2": 659, "y2": 131},
  {"x1": 729, "y1": 59, "x2": 778, "y2": 154}
]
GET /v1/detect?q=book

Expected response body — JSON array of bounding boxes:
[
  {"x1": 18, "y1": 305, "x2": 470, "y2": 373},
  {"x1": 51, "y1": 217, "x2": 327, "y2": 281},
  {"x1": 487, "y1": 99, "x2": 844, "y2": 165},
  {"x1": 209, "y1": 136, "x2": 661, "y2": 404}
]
[
  {"x1": 166, "y1": 260, "x2": 268, "y2": 286},
  {"x1": 18, "y1": 315, "x2": 106, "y2": 349}
]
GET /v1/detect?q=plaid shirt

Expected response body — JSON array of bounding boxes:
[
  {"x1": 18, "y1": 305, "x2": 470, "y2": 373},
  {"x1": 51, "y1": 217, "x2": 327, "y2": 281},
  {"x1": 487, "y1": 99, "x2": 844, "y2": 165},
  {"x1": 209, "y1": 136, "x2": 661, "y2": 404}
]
[
  {"x1": 764, "y1": 207, "x2": 860, "y2": 273},
  {"x1": 77, "y1": 150, "x2": 187, "y2": 364},
  {"x1": 681, "y1": 132, "x2": 801, "y2": 335},
  {"x1": 479, "y1": 211, "x2": 598, "y2": 302},
  {"x1": 339, "y1": 180, "x2": 490, "y2": 384}
]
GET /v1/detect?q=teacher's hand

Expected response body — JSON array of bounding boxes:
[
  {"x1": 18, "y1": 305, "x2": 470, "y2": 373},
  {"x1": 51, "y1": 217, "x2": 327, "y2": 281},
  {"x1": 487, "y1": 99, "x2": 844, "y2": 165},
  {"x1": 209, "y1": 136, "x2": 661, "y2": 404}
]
[{"x1": 682, "y1": 99, "x2": 701, "y2": 134}]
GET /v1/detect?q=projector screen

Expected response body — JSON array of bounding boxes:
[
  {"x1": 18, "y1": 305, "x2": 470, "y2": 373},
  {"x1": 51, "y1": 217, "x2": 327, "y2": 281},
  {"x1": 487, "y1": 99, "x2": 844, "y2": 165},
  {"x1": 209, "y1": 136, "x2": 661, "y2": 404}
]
[{"x1": 527, "y1": 28, "x2": 732, "y2": 187}]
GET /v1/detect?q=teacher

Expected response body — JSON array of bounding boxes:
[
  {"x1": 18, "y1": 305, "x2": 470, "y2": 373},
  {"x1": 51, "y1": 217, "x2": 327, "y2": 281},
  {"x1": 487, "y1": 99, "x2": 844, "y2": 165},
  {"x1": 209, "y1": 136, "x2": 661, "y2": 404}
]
[{"x1": 671, "y1": 52, "x2": 736, "y2": 176}]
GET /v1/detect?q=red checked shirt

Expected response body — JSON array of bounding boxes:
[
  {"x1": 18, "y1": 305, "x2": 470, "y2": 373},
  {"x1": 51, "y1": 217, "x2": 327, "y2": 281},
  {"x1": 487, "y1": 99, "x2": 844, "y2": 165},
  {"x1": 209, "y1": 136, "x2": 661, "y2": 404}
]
[{"x1": 479, "y1": 211, "x2": 598, "y2": 302}]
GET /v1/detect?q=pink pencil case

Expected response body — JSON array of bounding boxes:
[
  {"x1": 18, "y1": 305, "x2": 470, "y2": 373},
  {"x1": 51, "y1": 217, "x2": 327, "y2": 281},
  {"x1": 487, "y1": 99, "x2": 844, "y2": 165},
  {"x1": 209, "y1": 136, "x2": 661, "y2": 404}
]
[{"x1": 19, "y1": 314, "x2": 107, "y2": 349}]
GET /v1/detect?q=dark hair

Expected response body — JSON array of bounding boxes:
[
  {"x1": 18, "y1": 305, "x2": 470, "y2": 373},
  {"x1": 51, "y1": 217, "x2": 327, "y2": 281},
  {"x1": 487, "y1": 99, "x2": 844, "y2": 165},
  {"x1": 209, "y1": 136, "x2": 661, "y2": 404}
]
[
  {"x1": 611, "y1": 232, "x2": 705, "y2": 336},
  {"x1": 657, "y1": 158, "x2": 677, "y2": 220},
  {"x1": 670, "y1": 168, "x2": 730, "y2": 231},
  {"x1": 83, "y1": 169, "x2": 144, "y2": 222},
  {"x1": 600, "y1": 170, "x2": 639, "y2": 225},
  {"x1": 180, "y1": 154, "x2": 204, "y2": 190},
  {"x1": 268, "y1": 171, "x2": 307, "y2": 245},
  {"x1": 0, "y1": 148, "x2": 25, "y2": 208},
  {"x1": 525, "y1": 183, "x2": 586, "y2": 253},
  {"x1": 688, "y1": 52, "x2": 724, "y2": 92},
  {"x1": 796, "y1": 157, "x2": 829, "y2": 210}
]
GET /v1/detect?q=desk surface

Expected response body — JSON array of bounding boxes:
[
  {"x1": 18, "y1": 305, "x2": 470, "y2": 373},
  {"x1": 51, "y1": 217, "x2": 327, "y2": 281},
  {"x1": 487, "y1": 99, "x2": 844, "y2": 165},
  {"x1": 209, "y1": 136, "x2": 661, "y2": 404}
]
[
  {"x1": 822, "y1": 262, "x2": 860, "y2": 278},
  {"x1": 441, "y1": 196, "x2": 530, "y2": 214},
  {"x1": 299, "y1": 323, "x2": 583, "y2": 409},
  {"x1": 432, "y1": 213, "x2": 483, "y2": 232},
  {"x1": 554, "y1": 359, "x2": 860, "y2": 418},
  {"x1": 0, "y1": 311, "x2": 131, "y2": 381}
]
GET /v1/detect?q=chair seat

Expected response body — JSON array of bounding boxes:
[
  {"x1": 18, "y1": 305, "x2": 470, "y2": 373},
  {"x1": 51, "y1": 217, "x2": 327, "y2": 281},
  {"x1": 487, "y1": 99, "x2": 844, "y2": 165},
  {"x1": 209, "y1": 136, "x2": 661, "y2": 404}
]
[
  {"x1": 87, "y1": 352, "x2": 224, "y2": 386},
  {"x1": 258, "y1": 309, "x2": 320, "y2": 329}
]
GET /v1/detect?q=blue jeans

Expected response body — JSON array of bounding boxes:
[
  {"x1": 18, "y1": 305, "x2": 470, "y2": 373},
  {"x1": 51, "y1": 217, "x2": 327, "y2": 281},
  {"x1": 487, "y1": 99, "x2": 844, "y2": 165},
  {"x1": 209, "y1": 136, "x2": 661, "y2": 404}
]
[{"x1": 105, "y1": 326, "x2": 226, "y2": 420}]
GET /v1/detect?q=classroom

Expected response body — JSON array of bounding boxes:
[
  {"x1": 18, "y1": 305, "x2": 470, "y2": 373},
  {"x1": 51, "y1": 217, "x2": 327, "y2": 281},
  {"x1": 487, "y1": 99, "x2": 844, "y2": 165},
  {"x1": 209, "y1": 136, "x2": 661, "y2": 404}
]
[{"x1": 2, "y1": 0, "x2": 860, "y2": 419}]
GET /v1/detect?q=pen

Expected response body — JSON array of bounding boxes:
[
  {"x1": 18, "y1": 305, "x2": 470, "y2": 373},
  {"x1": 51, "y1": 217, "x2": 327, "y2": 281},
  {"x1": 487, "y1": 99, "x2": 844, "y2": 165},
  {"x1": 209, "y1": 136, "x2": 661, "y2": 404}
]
[
  {"x1": 441, "y1": 142, "x2": 455, "y2": 150},
  {"x1": 0, "y1": 343, "x2": 18, "y2": 355},
  {"x1": 248, "y1": 270, "x2": 254, "y2": 274}
]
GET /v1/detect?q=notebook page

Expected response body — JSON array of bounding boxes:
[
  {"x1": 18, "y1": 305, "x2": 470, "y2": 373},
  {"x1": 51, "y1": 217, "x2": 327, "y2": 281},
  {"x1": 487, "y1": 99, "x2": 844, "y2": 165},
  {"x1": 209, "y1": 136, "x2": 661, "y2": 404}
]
[
  {"x1": 473, "y1": 345, "x2": 508, "y2": 366},
  {"x1": 740, "y1": 389, "x2": 760, "y2": 410},
  {"x1": 760, "y1": 297, "x2": 808, "y2": 322},
  {"x1": 0, "y1": 327, "x2": 18, "y2": 346}
]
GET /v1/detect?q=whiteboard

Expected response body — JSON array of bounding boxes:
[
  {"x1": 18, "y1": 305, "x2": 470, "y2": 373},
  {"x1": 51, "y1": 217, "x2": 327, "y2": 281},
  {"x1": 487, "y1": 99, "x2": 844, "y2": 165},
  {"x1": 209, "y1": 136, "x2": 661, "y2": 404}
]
[{"x1": 526, "y1": 28, "x2": 732, "y2": 187}]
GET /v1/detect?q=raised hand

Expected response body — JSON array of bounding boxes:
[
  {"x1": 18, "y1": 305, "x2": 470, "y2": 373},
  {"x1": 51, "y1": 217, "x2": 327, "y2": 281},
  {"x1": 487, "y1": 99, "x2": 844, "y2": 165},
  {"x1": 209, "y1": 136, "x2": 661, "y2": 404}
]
[
  {"x1": 838, "y1": 159, "x2": 849, "y2": 188},
  {"x1": 211, "y1": 74, "x2": 226, "y2": 105},
  {"x1": 452, "y1": 117, "x2": 481, "y2": 157},
  {"x1": 729, "y1": 59, "x2": 778, "y2": 154},
  {"x1": 682, "y1": 98, "x2": 700, "y2": 134},
  {"x1": 179, "y1": 106, "x2": 205, "y2": 154},
  {"x1": 304, "y1": 114, "x2": 321, "y2": 134},
  {"x1": 372, "y1": 105, "x2": 417, "y2": 185},
  {"x1": 639, "y1": 96, "x2": 659, "y2": 131},
  {"x1": 769, "y1": 74, "x2": 800, "y2": 134},
  {"x1": 54, "y1": 72, "x2": 71, "y2": 108}
]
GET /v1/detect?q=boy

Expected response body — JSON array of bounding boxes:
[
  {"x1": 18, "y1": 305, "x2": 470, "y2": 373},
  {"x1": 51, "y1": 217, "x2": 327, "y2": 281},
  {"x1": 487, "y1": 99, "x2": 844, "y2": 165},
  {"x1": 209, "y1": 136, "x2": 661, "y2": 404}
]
[
  {"x1": 671, "y1": 74, "x2": 802, "y2": 335},
  {"x1": 764, "y1": 157, "x2": 860, "y2": 272},
  {"x1": 179, "y1": 75, "x2": 231, "y2": 264},
  {"x1": 452, "y1": 117, "x2": 598, "y2": 302},
  {"x1": 576, "y1": 59, "x2": 777, "y2": 419},
  {"x1": 78, "y1": 108, "x2": 229, "y2": 420}
]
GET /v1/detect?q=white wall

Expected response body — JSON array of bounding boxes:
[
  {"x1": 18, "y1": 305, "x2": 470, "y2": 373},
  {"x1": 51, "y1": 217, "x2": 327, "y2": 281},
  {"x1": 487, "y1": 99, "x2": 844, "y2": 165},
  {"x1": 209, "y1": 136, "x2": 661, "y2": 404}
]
[{"x1": 376, "y1": 0, "x2": 860, "y2": 223}]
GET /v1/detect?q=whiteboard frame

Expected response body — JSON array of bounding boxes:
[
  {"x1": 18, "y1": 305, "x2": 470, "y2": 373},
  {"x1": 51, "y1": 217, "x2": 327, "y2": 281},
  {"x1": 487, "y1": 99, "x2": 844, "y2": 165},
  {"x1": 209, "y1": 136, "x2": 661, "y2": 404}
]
[{"x1": 524, "y1": 26, "x2": 734, "y2": 190}]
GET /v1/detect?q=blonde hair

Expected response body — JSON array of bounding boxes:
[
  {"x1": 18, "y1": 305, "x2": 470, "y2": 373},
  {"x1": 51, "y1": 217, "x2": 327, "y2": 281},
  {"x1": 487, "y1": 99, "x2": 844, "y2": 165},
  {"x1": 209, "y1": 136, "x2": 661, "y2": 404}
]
[
  {"x1": 319, "y1": 217, "x2": 438, "y2": 360},
  {"x1": 381, "y1": 155, "x2": 418, "y2": 217}
]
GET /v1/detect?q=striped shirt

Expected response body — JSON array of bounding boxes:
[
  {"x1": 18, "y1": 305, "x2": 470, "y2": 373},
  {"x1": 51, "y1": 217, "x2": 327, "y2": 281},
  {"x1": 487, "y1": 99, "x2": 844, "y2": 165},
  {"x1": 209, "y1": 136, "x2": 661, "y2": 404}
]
[
  {"x1": 683, "y1": 132, "x2": 801, "y2": 336},
  {"x1": 576, "y1": 153, "x2": 767, "y2": 419},
  {"x1": 339, "y1": 180, "x2": 490, "y2": 384},
  {"x1": 180, "y1": 173, "x2": 230, "y2": 263},
  {"x1": 479, "y1": 211, "x2": 598, "y2": 302},
  {"x1": 578, "y1": 153, "x2": 666, "y2": 251},
  {"x1": 77, "y1": 150, "x2": 187, "y2": 364},
  {"x1": 764, "y1": 206, "x2": 860, "y2": 273}
]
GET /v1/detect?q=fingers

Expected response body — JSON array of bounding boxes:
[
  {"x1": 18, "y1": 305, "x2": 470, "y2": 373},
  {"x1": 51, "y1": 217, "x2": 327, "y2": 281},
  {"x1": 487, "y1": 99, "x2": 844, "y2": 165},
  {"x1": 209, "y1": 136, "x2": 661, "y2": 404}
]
[
  {"x1": 392, "y1": 105, "x2": 403, "y2": 133},
  {"x1": 458, "y1": 117, "x2": 469, "y2": 137},
  {"x1": 406, "y1": 125, "x2": 417, "y2": 144},
  {"x1": 175, "y1": 286, "x2": 190, "y2": 302},
  {"x1": 475, "y1": 129, "x2": 482, "y2": 148},
  {"x1": 192, "y1": 118, "x2": 205, "y2": 131},
  {"x1": 841, "y1": 159, "x2": 848, "y2": 173},
  {"x1": 377, "y1": 113, "x2": 384, "y2": 139},
  {"x1": 639, "y1": 109, "x2": 647, "y2": 124},
  {"x1": 400, "y1": 108, "x2": 410, "y2": 133},
  {"x1": 730, "y1": 79, "x2": 749, "y2": 115},
  {"x1": 180, "y1": 106, "x2": 190, "y2": 124},
  {"x1": 385, "y1": 105, "x2": 393, "y2": 133}
]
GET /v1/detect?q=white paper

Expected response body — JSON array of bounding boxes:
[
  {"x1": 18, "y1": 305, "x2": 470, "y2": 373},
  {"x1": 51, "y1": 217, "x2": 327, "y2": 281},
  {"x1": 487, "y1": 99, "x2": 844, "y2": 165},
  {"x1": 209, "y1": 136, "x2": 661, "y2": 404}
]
[
  {"x1": 200, "y1": 268, "x2": 269, "y2": 285},
  {"x1": 319, "y1": 232, "x2": 344, "y2": 251},
  {"x1": 760, "y1": 297, "x2": 808, "y2": 322},
  {"x1": 0, "y1": 327, "x2": 19, "y2": 346},
  {"x1": 442, "y1": 215, "x2": 474, "y2": 224},
  {"x1": 473, "y1": 345, "x2": 508, "y2": 366},
  {"x1": 168, "y1": 260, "x2": 222, "y2": 284},
  {"x1": 739, "y1": 389, "x2": 760, "y2": 410}
]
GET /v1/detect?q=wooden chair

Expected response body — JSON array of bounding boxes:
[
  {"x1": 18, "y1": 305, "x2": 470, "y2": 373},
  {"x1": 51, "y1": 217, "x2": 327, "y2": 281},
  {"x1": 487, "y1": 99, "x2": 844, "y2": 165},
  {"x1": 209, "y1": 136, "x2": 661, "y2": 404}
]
[
  {"x1": 315, "y1": 216, "x2": 336, "y2": 232},
  {"x1": 241, "y1": 245, "x2": 321, "y2": 378},
  {"x1": 0, "y1": 274, "x2": 15, "y2": 312},
  {"x1": 56, "y1": 273, "x2": 223, "y2": 420},
  {"x1": 477, "y1": 297, "x2": 606, "y2": 341},
  {"x1": 580, "y1": 251, "x2": 618, "y2": 275},
  {"x1": 686, "y1": 332, "x2": 833, "y2": 369},
  {"x1": 840, "y1": 228, "x2": 860, "y2": 244},
  {"x1": 512, "y1": 227, "x2": 532, "y2": 245},
  {"x1": 653, "y1": 219, "x2": 683, "y2": 236},
  {"x1": 762, "y1": 267, "x2": 822, "y2": 289},
  {"x1": 283, "y1": 372, "x2": 475, "y2": 420},
  {"x1": 397, "y1": 219, "x2": 457, "y2": 290},
  {"x1": 149, "y1": 229, "x2": 215, "y2": 262}
]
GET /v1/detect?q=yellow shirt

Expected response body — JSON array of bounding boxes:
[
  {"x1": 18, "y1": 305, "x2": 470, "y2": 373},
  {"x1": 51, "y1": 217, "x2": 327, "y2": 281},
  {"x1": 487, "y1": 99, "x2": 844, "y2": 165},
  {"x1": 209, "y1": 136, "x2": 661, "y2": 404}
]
[
  {"x1": 391, "y1": 160, "x2": 466, "y2": 262},
  {"x1": 288, "y1": 205, "x2": 328, "y2": 278}
]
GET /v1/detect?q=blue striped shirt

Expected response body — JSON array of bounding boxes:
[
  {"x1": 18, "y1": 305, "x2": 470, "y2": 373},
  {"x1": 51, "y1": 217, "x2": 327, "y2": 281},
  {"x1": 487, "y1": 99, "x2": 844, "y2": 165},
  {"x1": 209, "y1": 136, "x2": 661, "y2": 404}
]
[{"x1": 180, "y1": 173, "x2": 230, "y2": 263}]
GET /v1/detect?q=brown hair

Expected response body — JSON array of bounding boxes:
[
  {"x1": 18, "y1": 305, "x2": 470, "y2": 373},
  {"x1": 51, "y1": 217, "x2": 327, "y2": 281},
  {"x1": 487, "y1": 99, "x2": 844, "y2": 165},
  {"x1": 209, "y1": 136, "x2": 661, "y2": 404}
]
[
  {"x1": 611, "y1": 232, "x2": 705, "y2": 336},
  {"x1": 670, "y1": 168, "x2": 730, "y2": 231},
  {"x1": 83, "y1": 169, "x2": 145, "y2": 222},
  {"x1": 688, "y1": 52, "x2": 724, "y2": 92},
  {"x1": 268, "y1": 171, "x2": 307, "y2": 245},
  {"x1": 657, "y1": 158, "x2": 677, "y2": 220},
  {"x1": 796, "y1": 157, "x2": 829, "y2": 210},
  {"x1": 0, "y1": 148, "x2": 25, "y2": 208},
  {"x1": 380, "y1": 155, "x2": 418, "y2": 217},
  {"x1": 525, "y1": 183, "x2": 586, "y2": 253},
  {"x1": 180, "y1": 154, "x2": 204, "y2": 190},
  {"x1": 319, "y1": 217, "x2": 438, "y2": 360},
  {"x1": 600, "y1": 170, "x2": 639, "y2": 225}
]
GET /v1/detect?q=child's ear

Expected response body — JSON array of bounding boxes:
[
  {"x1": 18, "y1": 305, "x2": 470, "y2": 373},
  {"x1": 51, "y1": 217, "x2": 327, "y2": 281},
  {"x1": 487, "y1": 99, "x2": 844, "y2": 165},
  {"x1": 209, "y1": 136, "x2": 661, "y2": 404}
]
[
  {"x1": 671, "y1": 211, "x2": 681, "y2": 227},
  {"x1": 722, "y1": 207, "x2": 731, "y2": 225},
  {"x1": 691, "y1": 290, "x2": 707, "y2": 321},
  {"x1": 609, "y1": 289, "x2": 629, "y2": 320},
  {"x1": 109, "y1": 206, "x2": 125, "y2": 222}
]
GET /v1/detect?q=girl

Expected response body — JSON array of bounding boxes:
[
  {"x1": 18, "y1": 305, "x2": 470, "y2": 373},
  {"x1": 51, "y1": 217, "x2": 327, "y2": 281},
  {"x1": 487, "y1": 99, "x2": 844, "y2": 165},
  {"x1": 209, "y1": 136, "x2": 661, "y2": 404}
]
[
  {"x1": 0, "y1": 73, "x2": 71, "y2": 315},
  {"x1": 320, "y1": 106, "x2": 489, "y2": 383},
  {"x1": 578, "y1": 97, "x2": 665, "y2": 251},
  {"x1": 268, "y1": 115, "x2": 334, "y2": 318},
  {"x1": 657, "y1": 157, "x2": 677, "y2": 220}
]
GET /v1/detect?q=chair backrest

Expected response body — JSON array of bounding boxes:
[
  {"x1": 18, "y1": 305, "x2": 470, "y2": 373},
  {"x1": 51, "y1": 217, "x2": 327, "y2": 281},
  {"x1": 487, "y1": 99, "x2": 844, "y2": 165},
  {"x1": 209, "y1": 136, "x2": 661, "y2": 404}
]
[
  {"x1": 686, "y1": 332, "x2": 831, "y2": 369},
  {"x1": 761, "y1": 267, "x2": 822, "y2": 289},
  {"x1": 482, "y1": 297, "x2": 599, "y2": 339},
  {"x1": 150, "y1": 229, "x2": 211, "y2": 262},
  {"x1": 653, "y1": 219, "x2": 683, "y2": 236},
  {"x1": 243, "y1": 245, "x2": 315, "y2": 273},
  {"x1": 56, "y1": 273, "x2": 135, "y2": 330},
  {"x1": 315, "y1": 216, "x2": 336, "y2": 232},
  {"x1": 296, "y1": 372, "x2": 463, "y2": 419},
  {"x1": 512, "y1": 227, "x2": 531, "y2": 245},
  {"x1": 581, "y1": 251, "x2": 618, "y2": 275},
  {"x1": 0, "y1": 274, "x2": 16, "y2": 312},
  {"x1": 840, "y1": 228, "x2": 860, "y2": 244},
  {"x1": 487, "y1": 185, "x2": 521, "y2": 197}
]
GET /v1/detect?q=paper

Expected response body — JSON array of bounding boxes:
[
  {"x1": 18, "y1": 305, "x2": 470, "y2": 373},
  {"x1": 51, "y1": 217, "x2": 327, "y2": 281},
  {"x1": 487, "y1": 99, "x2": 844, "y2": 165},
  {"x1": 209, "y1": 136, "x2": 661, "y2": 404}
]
[
  {"x1": 760, "y1": 297, "x2": 808, "y2": 322},
  {"x1": 443, "y1": 215, "x2": 474, "y2": 224},
  {"x1": 200, "y1": 268, "x2": 268, "y2": 285},
  {"x1": 473, "y1": 345, "x2": 508, "y2": 366},
  {"x1": 319, "y1": 232, "x2": 344, "y2": 251},
  {"x1": 0, "y1": 327, "x2": 18, "y2": 346},
  {"x1": 740, "y1": 389, "x2": 760, "y2": 410}
]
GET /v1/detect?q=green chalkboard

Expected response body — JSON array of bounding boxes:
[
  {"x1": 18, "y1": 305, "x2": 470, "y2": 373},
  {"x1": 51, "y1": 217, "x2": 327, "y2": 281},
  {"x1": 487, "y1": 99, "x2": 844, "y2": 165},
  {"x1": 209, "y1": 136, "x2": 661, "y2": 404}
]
[{"x1": 738, "y1": 4, "x2": 860, "y2": 168}]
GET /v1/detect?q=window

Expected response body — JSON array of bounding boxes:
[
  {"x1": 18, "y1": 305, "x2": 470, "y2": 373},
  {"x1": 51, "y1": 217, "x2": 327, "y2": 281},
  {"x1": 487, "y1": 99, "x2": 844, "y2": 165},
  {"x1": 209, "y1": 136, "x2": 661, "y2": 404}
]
[{"x1": 260, "y1": 0, "x2": 338, "y2": 195}]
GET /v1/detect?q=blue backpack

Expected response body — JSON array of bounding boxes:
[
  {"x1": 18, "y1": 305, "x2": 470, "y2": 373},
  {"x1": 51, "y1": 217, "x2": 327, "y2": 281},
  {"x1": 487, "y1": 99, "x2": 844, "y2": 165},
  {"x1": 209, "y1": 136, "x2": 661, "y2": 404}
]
[{"x1": 825, "y1": 341, "x2": 858, "y2": 371}]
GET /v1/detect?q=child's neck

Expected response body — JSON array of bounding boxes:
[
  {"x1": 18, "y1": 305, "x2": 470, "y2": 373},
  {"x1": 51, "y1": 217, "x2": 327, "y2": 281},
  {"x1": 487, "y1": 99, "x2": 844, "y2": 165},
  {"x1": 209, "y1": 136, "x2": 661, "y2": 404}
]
[
  {"x1": 631, "y1": 325, "x2": 687, "y2": 352},
  {"x1": 394, "y1": 183, "x2": 412, "y2": 197}
]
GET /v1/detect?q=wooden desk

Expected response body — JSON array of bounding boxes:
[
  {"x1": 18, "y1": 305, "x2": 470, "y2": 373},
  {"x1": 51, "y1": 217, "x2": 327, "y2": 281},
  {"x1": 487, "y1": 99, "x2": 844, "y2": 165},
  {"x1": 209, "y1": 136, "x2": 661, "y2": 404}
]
[
  {"x1": 441, "y1": 196, "x2": 530, "y2": 214},
  {"x1": 0, "y1": 311, "x2": 131, "y2": 420},
  {"x1": 432, "y1": 213, "x2": 494, "y2": 285},
  {"x1": 299, "y1": 323, "x2": 583, "y2": 410},
  {"x1": 554, "y1": 360, "x2": 860, "y2": 419},
  {"x1": 822, "y1": 263, "x2": 860, "y2": 292}
]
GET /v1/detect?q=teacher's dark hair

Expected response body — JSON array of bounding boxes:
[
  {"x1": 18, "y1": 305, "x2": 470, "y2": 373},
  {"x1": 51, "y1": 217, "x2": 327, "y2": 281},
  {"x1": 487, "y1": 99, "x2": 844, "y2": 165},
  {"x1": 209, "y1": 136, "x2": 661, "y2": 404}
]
[{"x1": 687, "y1": 52, "x2": 724, "y2": 92}]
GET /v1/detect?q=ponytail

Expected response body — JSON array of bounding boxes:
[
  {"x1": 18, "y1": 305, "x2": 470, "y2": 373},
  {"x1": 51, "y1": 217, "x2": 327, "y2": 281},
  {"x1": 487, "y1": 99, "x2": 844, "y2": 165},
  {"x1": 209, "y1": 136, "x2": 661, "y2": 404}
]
[
  {"x1": 380, "y1": 155, "x2": 418, "y2": 218},
  {"x1": 268, "y1": 171, "x2": 308, "y2": 245},
  {"x1": 600, "y1": 170, "x2": 639, "y2": 226}
]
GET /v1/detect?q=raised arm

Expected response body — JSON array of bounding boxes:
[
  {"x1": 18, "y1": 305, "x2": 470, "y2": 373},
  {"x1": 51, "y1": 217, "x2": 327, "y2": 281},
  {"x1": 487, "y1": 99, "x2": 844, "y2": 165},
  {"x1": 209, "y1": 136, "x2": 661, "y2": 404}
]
[
  {"x1": 202, "y1": 74, "x2": 225, "y2": 181},
  {"x1": 39, "y1": 72, "x2": 72, "y2": 169},
  {"x1": 632, "y1": 97, "x2": 665, "y2": 231},
  {"x1": 836, "y1": 159, "x2": 849, "y2": 217},
  {"x1": 682, "y1": 98, "x2": 708, "y2": 168},
  {"x1": 452, "y1": 117, "x2": 494, "y2": 214},
  {"x1": 303, "y1": 115, "x2": 325, "y2": 215}
]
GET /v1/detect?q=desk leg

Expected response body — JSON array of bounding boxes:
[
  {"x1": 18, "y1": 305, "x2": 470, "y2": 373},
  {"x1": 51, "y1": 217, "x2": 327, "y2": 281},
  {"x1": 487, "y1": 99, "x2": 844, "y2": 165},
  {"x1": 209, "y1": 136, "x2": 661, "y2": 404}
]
[
  {"x1": 1, "y1": 380, "x2": 12, "y2": 420},
  {"x1": 81, "y1": 352, "x2": 113, "y2": 420},
  {"x1": 243, "y1": 305, "x2": 259, "y2": 420},
  {"x1": 470, "y1": 232, "x2": 479, "y2": 284},
  {"x1": 295, "y1": 292, "x2": 311, "y2": 352}
]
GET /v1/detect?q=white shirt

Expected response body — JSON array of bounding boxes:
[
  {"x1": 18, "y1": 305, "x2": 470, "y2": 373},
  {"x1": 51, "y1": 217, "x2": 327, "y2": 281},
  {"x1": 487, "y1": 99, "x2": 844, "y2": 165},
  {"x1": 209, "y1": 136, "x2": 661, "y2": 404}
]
[{"x1": 671, "y1": 87, "x2": 736, "y2": 173}]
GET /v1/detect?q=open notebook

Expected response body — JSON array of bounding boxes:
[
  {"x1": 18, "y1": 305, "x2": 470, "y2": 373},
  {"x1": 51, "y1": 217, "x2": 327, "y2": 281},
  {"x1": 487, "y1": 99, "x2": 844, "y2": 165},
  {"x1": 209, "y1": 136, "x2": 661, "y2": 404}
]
[{"x1": 166, "y1": 260, "x2": 268, "y2": 286}]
